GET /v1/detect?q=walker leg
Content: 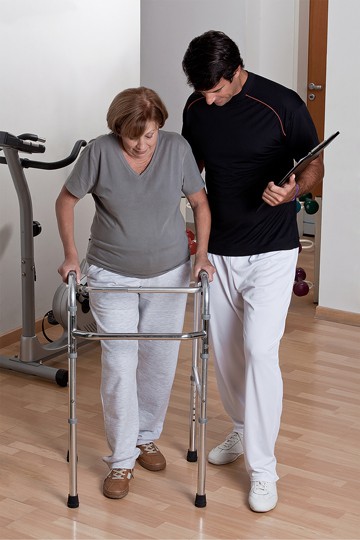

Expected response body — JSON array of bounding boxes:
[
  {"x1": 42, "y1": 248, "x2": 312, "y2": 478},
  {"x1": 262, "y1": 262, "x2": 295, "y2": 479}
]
[
  {"x1": 67, "y1": 352, "x2": 79, "y2": 508},
  {"x1": 187, "y1": 370, "x2": 198, "y2": 462},
  {"x1": 195, "y1": 347, "x2": 208, "y2": 507},
  {"x1": 187, "y1": 293, "x2": 200, "y2": 462},
  {"x1": 67, "y1": 273, "x2": 79, "y2": 508},
  {"x1": 195, "y1": 280, "x2": 210, "y2": 508}
]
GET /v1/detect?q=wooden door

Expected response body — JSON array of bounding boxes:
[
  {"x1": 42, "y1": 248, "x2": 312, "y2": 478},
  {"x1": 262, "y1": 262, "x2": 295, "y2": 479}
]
[
  {"x1": 306, "y1": 0, "x2": 329, "y2": 303},
  {"x1": 307, "y1": 0, "x2": 329, "y2": 197}
]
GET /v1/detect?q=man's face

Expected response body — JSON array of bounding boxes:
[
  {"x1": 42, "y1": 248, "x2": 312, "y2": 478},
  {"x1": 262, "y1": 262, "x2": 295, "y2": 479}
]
[{"x1": 199, "y1": 68, "x2": 242, "y2": 106}]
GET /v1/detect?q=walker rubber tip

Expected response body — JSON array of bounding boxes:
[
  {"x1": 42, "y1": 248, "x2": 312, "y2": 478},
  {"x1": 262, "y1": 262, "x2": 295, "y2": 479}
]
[
  {"x1": 187, "y1": 449, "x2": 198, "y2": 462},
  {"x1": 195, "y1": 493, "x2": 206, "y2": 507},
  {"x1": 67, "y1": 494, "x2": 79, "y2": 508}
]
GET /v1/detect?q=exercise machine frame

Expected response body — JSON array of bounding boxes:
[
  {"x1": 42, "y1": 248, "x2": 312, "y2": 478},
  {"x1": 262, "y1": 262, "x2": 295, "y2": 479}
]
[
  {"x1": 0, "y1": 131, "x2": 86, "y2": 386},
  {"x1": 66, "y1": 269, "x2": 210, "y2": 508}
]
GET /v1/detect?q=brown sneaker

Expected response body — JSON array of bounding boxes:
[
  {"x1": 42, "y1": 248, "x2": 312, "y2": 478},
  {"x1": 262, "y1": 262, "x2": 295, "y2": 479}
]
[
  {"x1": 137, "y1": 442, "x2": 166, "y2": 471},
  {"x1": 103, "y1": 468, "x2": 133, "y2": 499}
]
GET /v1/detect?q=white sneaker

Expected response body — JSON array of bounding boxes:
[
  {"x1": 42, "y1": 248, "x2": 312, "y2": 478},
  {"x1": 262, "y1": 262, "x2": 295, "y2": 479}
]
[
  {"x1": 248, "y1": 481, "x2": 278, "y2": 512},
  {"x1": 208, "y1": 431, "x2": 244, "y2": 465}
]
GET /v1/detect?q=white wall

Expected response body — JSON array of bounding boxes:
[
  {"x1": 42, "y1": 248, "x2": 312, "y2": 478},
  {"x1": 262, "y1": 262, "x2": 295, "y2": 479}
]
[
  {"x1": 1, "y1": 0, "x2": 358, "y2": 337},
  {"x1": 0, "y1": 0, "x2": 140, "y2": 334},
  {"x1": 319, "y1": 0, "x2": 360, "y2": 313},
  {"x1": 141, "y1": 0, "x2": 360, "y2": 317},
  {"x1": 140, "y1": 0, "x2": 302, "y2": 133},
  {"x1": 141, "y1": 0, "x2": 246, "y2": 133},
  {"x1": 244, "y1": 0, "x2": 302, "y2": 91},
  {"x1": 140, "y1": 0, "x2": 303, "y2": 225}
]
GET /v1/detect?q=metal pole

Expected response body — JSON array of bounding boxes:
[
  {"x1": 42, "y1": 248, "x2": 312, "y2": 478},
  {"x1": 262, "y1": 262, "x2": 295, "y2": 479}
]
[
  {"x1": 67, "y1": 272, "x2": 79, "y2": 508},
  {"x1": 187, "y1": 292, "x2": 200, "y2": 462},
  {"x1": 195, "y1": 272, "x2": 210, "y2": 507},
  {"x1": 3, "y1": 147, "x2": 36, "y2": 338}
]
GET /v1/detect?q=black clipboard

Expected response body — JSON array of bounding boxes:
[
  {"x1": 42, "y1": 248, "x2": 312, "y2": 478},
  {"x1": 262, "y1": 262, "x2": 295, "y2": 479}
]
[{"x1": 276, "y1": 131, "x2": 340, "y2": 187}]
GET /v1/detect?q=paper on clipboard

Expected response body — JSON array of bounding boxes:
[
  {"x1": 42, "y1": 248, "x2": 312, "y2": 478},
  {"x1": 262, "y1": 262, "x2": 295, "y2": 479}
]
[{"x1": 276, "y1": 131, "x2": 340, "y2": 187}]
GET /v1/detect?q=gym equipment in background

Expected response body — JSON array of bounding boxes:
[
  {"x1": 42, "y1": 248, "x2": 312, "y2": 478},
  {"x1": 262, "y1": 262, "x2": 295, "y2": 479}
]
[
  {"x1": 293, "y1": 266, "x2": 312, "y2": 297},
  {"x1": 0, "y1": 131, "x2": 90, "y2": 386}
]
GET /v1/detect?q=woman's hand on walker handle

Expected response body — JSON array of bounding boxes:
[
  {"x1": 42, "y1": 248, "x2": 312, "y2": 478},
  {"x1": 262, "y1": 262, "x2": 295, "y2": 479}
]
[
  {"x1": 193, "y1": 252, "x2": 216, "y2": 282},
  {"x1": 58, "y1": 256, "x2": 81, "y2": 284}
]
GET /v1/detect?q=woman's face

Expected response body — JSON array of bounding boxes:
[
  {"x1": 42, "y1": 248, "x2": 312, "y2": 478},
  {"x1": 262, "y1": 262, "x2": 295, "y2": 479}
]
[{"x1": 121, "y1": 121, "x2": 159, "y2": 160}]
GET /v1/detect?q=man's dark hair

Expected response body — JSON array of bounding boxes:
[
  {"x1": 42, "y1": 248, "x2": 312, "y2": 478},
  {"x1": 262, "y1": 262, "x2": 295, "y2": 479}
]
[{"x1": 182, "y1": 30, "x2": 244, "y2": 91}]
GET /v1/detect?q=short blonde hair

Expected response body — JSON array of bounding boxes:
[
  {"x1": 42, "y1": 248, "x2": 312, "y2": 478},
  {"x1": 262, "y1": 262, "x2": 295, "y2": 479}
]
[{"x1": 107, "y1": 87, "x2": 168, "y2": 138}]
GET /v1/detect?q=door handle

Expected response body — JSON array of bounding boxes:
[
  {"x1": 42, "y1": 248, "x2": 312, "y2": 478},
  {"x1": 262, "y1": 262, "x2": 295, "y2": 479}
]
[{"x1": 308, "y1": 82, "x2": 323, "y2": 91}]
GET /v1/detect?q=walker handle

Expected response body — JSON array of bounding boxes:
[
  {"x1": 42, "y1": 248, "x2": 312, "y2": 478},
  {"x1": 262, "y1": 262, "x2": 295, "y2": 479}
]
[
  {"x1": 198, "y1": 270, "x2": 209, "y2": 282},
  {"x1": 67, "y1": 270, "x2": 77, "y2": 283}
]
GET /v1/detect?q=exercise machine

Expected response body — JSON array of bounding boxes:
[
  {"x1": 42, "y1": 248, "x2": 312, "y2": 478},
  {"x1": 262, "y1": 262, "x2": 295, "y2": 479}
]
[{"x1": 0, "y1": 131, "x2": 94, "y2": 386}]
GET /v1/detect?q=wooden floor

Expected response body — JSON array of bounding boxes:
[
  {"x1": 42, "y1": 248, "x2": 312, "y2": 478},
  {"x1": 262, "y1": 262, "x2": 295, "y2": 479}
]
[{"x1": 0, "y1": 242, "x2": 359, "y2": 540}]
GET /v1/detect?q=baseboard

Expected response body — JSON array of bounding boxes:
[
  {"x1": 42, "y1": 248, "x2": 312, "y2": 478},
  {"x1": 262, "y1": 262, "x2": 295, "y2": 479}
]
[
  {"x1": 315, "y1": 306, "x2": 360, "y2": 327},
  {"x1": 0, "y1": 320, "x2": 43, "y2": 348}
]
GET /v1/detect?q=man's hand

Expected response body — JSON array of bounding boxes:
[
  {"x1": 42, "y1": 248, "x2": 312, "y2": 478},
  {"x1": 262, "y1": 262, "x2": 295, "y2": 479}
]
[{"x1": 262, "y1": 174, "x2": 297, "y2": 206}]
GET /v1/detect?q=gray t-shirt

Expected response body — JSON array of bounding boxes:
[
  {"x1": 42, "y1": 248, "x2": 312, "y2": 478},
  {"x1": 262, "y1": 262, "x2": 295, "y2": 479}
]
[{"x1": 65, "y1": 130, "x2": 205, "y2": 277}]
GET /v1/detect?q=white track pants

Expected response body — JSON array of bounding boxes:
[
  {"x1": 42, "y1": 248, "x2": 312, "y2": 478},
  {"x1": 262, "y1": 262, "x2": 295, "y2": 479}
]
[
  {"x1": 208, "y1": 249, "x2": 298, "y2": 482},
  {"x1": 87, "y1": 261, "x2": 190, "y2": 470}
]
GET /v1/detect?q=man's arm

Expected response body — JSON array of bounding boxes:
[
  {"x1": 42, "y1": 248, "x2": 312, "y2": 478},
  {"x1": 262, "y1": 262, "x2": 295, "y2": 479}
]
[{"x1": 262, "y1": 155, "x2": 324, "y2": 206}]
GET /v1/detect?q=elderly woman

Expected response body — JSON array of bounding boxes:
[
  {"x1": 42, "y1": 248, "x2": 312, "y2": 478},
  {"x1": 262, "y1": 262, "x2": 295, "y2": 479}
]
[{"x1": 56, "y1": 87, "x2": 215, "y2": 500}]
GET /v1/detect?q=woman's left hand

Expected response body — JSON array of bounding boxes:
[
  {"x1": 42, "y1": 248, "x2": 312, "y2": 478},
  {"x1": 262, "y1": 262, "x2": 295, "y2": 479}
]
[{"x1": 193, "y1": 253, "x2": 216, "y2": 282}]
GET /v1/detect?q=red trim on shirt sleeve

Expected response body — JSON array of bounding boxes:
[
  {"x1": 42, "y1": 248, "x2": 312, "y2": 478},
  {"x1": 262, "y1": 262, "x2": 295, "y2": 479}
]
[
  {"x1": 245, "y1": 94, "x2": 287, "y2": 137},
  {"x1": 187, "y1": 96, "x2": 205, "y2": 110}
]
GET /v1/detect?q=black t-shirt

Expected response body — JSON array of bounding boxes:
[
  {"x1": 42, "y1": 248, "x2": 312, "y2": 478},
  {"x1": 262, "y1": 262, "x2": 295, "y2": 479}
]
[{"x1": 182, "y1": 72, "x2": 319, "y2": 256}]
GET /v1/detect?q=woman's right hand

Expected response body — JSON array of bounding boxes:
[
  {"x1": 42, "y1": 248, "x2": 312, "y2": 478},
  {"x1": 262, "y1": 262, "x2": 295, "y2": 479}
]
[
  {"x1": 58, "y1": 256, "x2": 81, "y2": 284},
  {"x1": 193, "y1": 252, "x2": 216, "y2": 283}
]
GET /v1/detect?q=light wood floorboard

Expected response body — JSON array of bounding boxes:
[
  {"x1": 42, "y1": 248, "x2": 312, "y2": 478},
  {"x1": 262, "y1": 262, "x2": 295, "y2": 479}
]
[{"x1": 0, "y1": 242, "x2": 359, "y2": 539}]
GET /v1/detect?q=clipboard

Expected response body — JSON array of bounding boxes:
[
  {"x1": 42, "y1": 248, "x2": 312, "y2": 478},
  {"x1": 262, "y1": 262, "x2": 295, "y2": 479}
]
[{"x1": 276, "y1": 131, "x2": 340, "y2": 187}]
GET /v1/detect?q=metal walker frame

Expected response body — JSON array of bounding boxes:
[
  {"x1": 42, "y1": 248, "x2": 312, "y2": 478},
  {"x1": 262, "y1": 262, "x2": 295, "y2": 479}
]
[{"x1": 66, "y1": 269, "x2": 210, "y2": 508}]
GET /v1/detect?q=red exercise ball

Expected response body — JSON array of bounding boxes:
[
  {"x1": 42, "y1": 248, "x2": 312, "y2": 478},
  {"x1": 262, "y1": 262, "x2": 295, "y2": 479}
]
[
  {"x1": 295, "y1": 267, "x2": 306, "y2": 282},
  {"x1": 293, "y1": 280, "x2": 309, "y2": 297},
  {"x1": 189, "y1": 239, "x2": 197, "y2": 255}
]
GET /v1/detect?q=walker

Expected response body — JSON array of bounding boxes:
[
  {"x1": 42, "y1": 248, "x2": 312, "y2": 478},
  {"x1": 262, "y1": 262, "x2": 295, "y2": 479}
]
[{"x1": 66, "y1": 269, "x2": 211, "y2": 508}]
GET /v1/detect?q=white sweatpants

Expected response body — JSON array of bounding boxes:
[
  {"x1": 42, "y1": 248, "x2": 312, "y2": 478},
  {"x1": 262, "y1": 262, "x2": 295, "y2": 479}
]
[
  {"x1": 208, "y1": 249, "x2": 298, "y2": 482},
  {"x1": 87, "y1": 261, "x2": 190, "y2": 469}
]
